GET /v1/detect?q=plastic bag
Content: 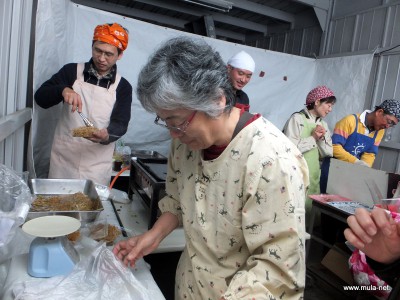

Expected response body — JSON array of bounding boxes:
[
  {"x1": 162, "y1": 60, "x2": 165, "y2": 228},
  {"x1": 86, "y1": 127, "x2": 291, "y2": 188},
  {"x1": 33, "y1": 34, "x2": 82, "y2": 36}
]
[
  {"x1": 348, "y1": 211, "x2": 400, "y2": 300},
  {"x1": 95, "y1": 184, "x2": 130, "y2": 204},
  {"x1": 114, "y1": 140, "x2": 131, "y2": 168},
  {"x1": 349, "y1": 249, "x2": 391, "y2": 300},
  {"x1": 0, "y1": 164, "x2": 32, "y2": 260},
  {"x1": 13, "y1": 240, "x2": 153, "y2": 300}
]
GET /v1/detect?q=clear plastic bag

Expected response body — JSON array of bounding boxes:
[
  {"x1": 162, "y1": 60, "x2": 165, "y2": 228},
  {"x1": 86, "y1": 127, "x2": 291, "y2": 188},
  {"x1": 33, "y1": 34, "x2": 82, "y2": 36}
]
[
  {"x1": 95, "y1": 184, "x2": 130, "y2": 204},
  {"x1": 0, "y1": 164, "x2": 33, "y2": 261},
  {"x1": 12, "y1": 240, "x2": 154, "y2": 300},
  {"x1": 113, "y1": 139, "x2": 131, "y2": 169}
]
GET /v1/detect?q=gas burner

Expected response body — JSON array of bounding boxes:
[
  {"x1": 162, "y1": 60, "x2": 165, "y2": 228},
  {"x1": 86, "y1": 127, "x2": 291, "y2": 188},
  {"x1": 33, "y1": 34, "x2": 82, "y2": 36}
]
[{"x1": 129, "y1": 154, "x2": 167, "y2": 229}]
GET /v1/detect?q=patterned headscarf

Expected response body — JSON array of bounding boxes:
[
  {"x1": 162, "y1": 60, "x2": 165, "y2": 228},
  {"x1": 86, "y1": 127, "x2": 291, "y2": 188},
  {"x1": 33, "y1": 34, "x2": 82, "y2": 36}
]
[
  {"x1": 305, "y1": 86, "x2": 335, "y2": 105},
  {"x1": 93, "y1": 23, "x2": 129, "y2": 51},
  {"x1": 378, "y1": 99, "x2": 400, "y2": 120}
]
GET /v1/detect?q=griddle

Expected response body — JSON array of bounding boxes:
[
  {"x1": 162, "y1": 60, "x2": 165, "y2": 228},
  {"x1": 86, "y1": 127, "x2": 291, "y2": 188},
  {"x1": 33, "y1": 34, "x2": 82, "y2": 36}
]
[
  {"x1": 129, "y1": 155, "x2": 167, "y2": 229},
  {"x1": 137, "y1": 158, "x2": 168, "y2": 182},
  {"x1": 141, "y1": 163, "x2": 167, "y2": 181}
]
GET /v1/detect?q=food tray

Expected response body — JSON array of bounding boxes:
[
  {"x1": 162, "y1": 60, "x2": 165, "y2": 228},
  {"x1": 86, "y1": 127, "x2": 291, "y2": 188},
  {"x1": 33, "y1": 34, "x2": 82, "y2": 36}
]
[
  {"x1": 129, "y1": 148, "x2": 166, "y2": 160},
  {"x1": 27, "y1": 179, "x2": 103, "y2": 223}
]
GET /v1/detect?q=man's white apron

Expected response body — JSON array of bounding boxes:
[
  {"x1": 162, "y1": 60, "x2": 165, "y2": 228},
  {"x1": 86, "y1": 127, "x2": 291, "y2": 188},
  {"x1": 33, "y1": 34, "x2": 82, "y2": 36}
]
[{"x1": 49, "y1": 63, "x2": 121, "y2": 185}]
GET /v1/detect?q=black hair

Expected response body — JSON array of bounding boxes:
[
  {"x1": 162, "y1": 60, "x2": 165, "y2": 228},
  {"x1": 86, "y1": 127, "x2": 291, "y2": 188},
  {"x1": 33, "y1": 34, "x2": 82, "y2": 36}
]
[{"x1": 306, "y1": 96, "x2": 336, "y2": 110}]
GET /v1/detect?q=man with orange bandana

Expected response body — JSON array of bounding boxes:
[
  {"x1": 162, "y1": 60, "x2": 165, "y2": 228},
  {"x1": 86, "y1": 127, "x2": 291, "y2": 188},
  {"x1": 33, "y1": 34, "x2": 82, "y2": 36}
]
[{"x1": 35, "y1": 23, "x2": 132, "y2": 185}]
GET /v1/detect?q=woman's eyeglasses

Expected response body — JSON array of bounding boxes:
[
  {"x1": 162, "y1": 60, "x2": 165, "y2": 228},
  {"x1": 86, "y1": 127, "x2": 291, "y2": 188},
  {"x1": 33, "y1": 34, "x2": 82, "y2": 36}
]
[{"x1": 154, "y1": 111, "x2": 197, "y2": 133}]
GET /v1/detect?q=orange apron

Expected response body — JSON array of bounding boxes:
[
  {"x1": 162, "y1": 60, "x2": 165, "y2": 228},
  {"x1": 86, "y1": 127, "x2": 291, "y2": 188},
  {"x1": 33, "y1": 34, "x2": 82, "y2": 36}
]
[{"x1": 48, "y1": 63, "x2": 121, "y2": 185}]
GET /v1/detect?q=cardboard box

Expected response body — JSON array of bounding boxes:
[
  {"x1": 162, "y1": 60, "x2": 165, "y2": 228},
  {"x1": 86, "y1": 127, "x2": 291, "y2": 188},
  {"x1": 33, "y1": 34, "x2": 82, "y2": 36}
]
[
  {"x1": 321, "y1": 247, "x2": 354, "y2": 285},
  {"x1": 327, "y1": 159, "x2": 400, "y2": 207}
]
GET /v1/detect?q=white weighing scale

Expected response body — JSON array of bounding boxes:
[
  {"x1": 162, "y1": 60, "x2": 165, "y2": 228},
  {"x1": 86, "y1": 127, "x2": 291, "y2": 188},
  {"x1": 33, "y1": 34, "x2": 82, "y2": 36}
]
[{"x1": 22, "y1": 215, "x2": 81, "y2": 278}]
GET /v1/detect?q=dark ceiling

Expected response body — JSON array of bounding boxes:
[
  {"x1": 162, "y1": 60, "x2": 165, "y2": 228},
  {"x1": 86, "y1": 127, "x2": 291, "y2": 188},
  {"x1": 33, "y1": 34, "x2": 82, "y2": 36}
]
[{"x1": 73, "y1": 0, "x2": 322, "y2": 46}]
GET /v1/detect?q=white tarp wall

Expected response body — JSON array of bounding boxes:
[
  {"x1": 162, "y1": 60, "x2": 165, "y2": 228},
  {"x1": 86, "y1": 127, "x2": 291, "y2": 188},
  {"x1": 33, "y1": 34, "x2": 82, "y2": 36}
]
[
  {"x1": 311, "y1": 54, "x2": 374, "y2": 131},
  {"x1": 30, "y1": 0, "x2": 373, "y2": 178}
]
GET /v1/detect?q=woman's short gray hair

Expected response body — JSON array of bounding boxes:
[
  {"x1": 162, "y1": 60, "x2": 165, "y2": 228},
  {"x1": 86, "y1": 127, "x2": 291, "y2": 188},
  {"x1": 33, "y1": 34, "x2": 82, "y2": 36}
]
[{"x1": 136, "y1": 36, "x2": 234, "y2": 117}]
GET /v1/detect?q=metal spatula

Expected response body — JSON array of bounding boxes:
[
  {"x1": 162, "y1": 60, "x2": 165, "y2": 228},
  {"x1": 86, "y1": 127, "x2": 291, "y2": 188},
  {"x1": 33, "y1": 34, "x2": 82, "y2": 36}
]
[{"x1": 77, "y1": 111, "x2": 94, "y2": 127}]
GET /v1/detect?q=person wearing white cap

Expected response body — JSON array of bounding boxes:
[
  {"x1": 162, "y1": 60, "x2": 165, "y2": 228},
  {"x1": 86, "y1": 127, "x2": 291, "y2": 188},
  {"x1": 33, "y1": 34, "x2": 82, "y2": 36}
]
[{"x1": 227, "y1": 51, "x2": 255, "y2": 111}]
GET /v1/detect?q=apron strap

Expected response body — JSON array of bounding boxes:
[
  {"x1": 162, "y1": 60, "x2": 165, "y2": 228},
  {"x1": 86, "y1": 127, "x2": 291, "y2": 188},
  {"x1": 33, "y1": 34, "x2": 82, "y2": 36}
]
[
  {"x1": 353, "y1": 114, "x2": 359, "y2": 133},
  {"x1": 232, "y1": 111, "x2": 253, "y2": 140},
  {"x1": 77, "y1": 63, "x2": 84, "y2": 81},
  {"x1": 108, "y1": 73, "x2": 122, "y2": 92}
]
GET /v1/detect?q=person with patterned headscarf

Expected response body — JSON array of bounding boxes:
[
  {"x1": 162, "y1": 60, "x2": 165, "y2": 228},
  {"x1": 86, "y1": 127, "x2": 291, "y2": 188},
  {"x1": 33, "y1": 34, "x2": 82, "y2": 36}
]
[
  {"x1": 320, "y1": 99, "x2": 400, "y2": 194},
  {"x1": 35, "y1": 23, "x2": 132, "y2": 185},
  {"x1": 283, "y1": 85, "x2": 336, "y2": 227}
]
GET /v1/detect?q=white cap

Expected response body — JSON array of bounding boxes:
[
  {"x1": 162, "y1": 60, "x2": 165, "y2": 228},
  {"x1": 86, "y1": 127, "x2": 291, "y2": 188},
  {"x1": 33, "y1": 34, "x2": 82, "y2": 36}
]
[{"x1": 227, "y1": 51, "x2": 255, "y2": 73}]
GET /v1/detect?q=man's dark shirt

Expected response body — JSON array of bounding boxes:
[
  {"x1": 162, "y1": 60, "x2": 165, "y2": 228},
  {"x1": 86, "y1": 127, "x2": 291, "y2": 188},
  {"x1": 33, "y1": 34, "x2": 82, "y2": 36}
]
[{"x1": 234, "y1": 90, "x2": 250, "y2": 111}]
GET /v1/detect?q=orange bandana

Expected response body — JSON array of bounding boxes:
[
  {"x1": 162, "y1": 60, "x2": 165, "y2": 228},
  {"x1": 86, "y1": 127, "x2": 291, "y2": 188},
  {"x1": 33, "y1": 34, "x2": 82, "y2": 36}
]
[{"x1": 93, "y1": 23, "x2": 129, "y2": 51}]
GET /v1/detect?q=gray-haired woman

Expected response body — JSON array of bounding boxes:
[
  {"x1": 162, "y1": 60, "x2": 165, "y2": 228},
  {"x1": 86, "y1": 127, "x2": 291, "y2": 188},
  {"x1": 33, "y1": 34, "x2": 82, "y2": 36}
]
[{"x1": 113, "y1": 37, "x2": 309, "y2": 300}]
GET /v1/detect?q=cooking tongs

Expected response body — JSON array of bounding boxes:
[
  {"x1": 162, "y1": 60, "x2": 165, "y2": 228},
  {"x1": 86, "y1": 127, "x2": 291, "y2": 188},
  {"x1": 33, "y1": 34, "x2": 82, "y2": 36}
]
[{"x1": 77, "y1": 110, "x2": 94, "y2": 127}]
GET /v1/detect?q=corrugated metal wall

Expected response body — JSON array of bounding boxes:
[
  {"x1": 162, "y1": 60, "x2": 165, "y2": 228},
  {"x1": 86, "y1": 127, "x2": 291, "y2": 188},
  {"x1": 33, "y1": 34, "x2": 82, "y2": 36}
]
[
  {"x1": 0, "y1": 0, "x2": 34, "y2": 172},
  {"x1": 251, "y1": 26, "x2": 322, "y2": 58}
]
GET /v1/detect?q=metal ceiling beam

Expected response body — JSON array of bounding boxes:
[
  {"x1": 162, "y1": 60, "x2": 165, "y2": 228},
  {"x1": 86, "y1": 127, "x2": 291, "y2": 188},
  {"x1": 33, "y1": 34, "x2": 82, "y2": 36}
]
[
  {"x1": 291, "y1": 0, "x2": 330, "y2": 10},
  {"x1": 74, "y1": 0, "x2": 188, "y2": 28},
  {"x1": 131, "y1": 0, "x2": 221, "y2": 16},
  {"x1": 181, "y1": 0, "x2": 233, "y2": 12},
  {"x1": 291, "y1": 0, "x2": 330, "y2": 31},
  {"x1": 133, "y1": 0, "x2": 268, "y2": 33},
  {"x1": 73, "y1": 0, "x2": 248, "y2": 39},
  {"x1": 229, "y1": 0, "x2": 295, "y2": 23},
  {"x1": 212, "y1": 14, "x2": 267, "y2": 33},
  {"x1": 74, "y1": 0, "x2": 268, "y2": 34},
  {"x1": 215, "y1": 28, "x2": 245, "y2": 41},
  {"x1": 314, "y1": 7, "x2": 328, "y2": 31}
]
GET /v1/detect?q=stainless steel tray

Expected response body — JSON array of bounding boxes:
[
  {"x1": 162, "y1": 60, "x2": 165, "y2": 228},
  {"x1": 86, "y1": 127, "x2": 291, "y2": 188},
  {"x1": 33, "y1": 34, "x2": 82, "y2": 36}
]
[
  {"x1": 130, "y1": 149, "x2": 166, "y2": 159},
  {"x1": 27, "y1": 179, "x2": 103, "y2": 223}
]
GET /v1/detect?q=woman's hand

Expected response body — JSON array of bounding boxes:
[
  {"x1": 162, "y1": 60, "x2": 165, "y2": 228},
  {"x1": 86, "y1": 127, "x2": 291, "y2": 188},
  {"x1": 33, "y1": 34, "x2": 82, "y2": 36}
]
[
  {"x1": 113, "y1": 231, "x2": 161, "y2": 267},
  {"x1": 344, "y1": 207, "x2": 400, "y2": 264},
  {"x1": 113, "y1": 212, "x2": 179, "y2": 267},
  {"x1": 312, "y1": 124, "x2": 326, "y2": 140}
]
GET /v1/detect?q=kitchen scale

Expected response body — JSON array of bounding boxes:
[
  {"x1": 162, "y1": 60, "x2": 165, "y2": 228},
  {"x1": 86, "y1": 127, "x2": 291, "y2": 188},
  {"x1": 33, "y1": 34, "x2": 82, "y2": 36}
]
[{"x1": 22, "y1": 215, "x2": 81, "y2": 278}]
